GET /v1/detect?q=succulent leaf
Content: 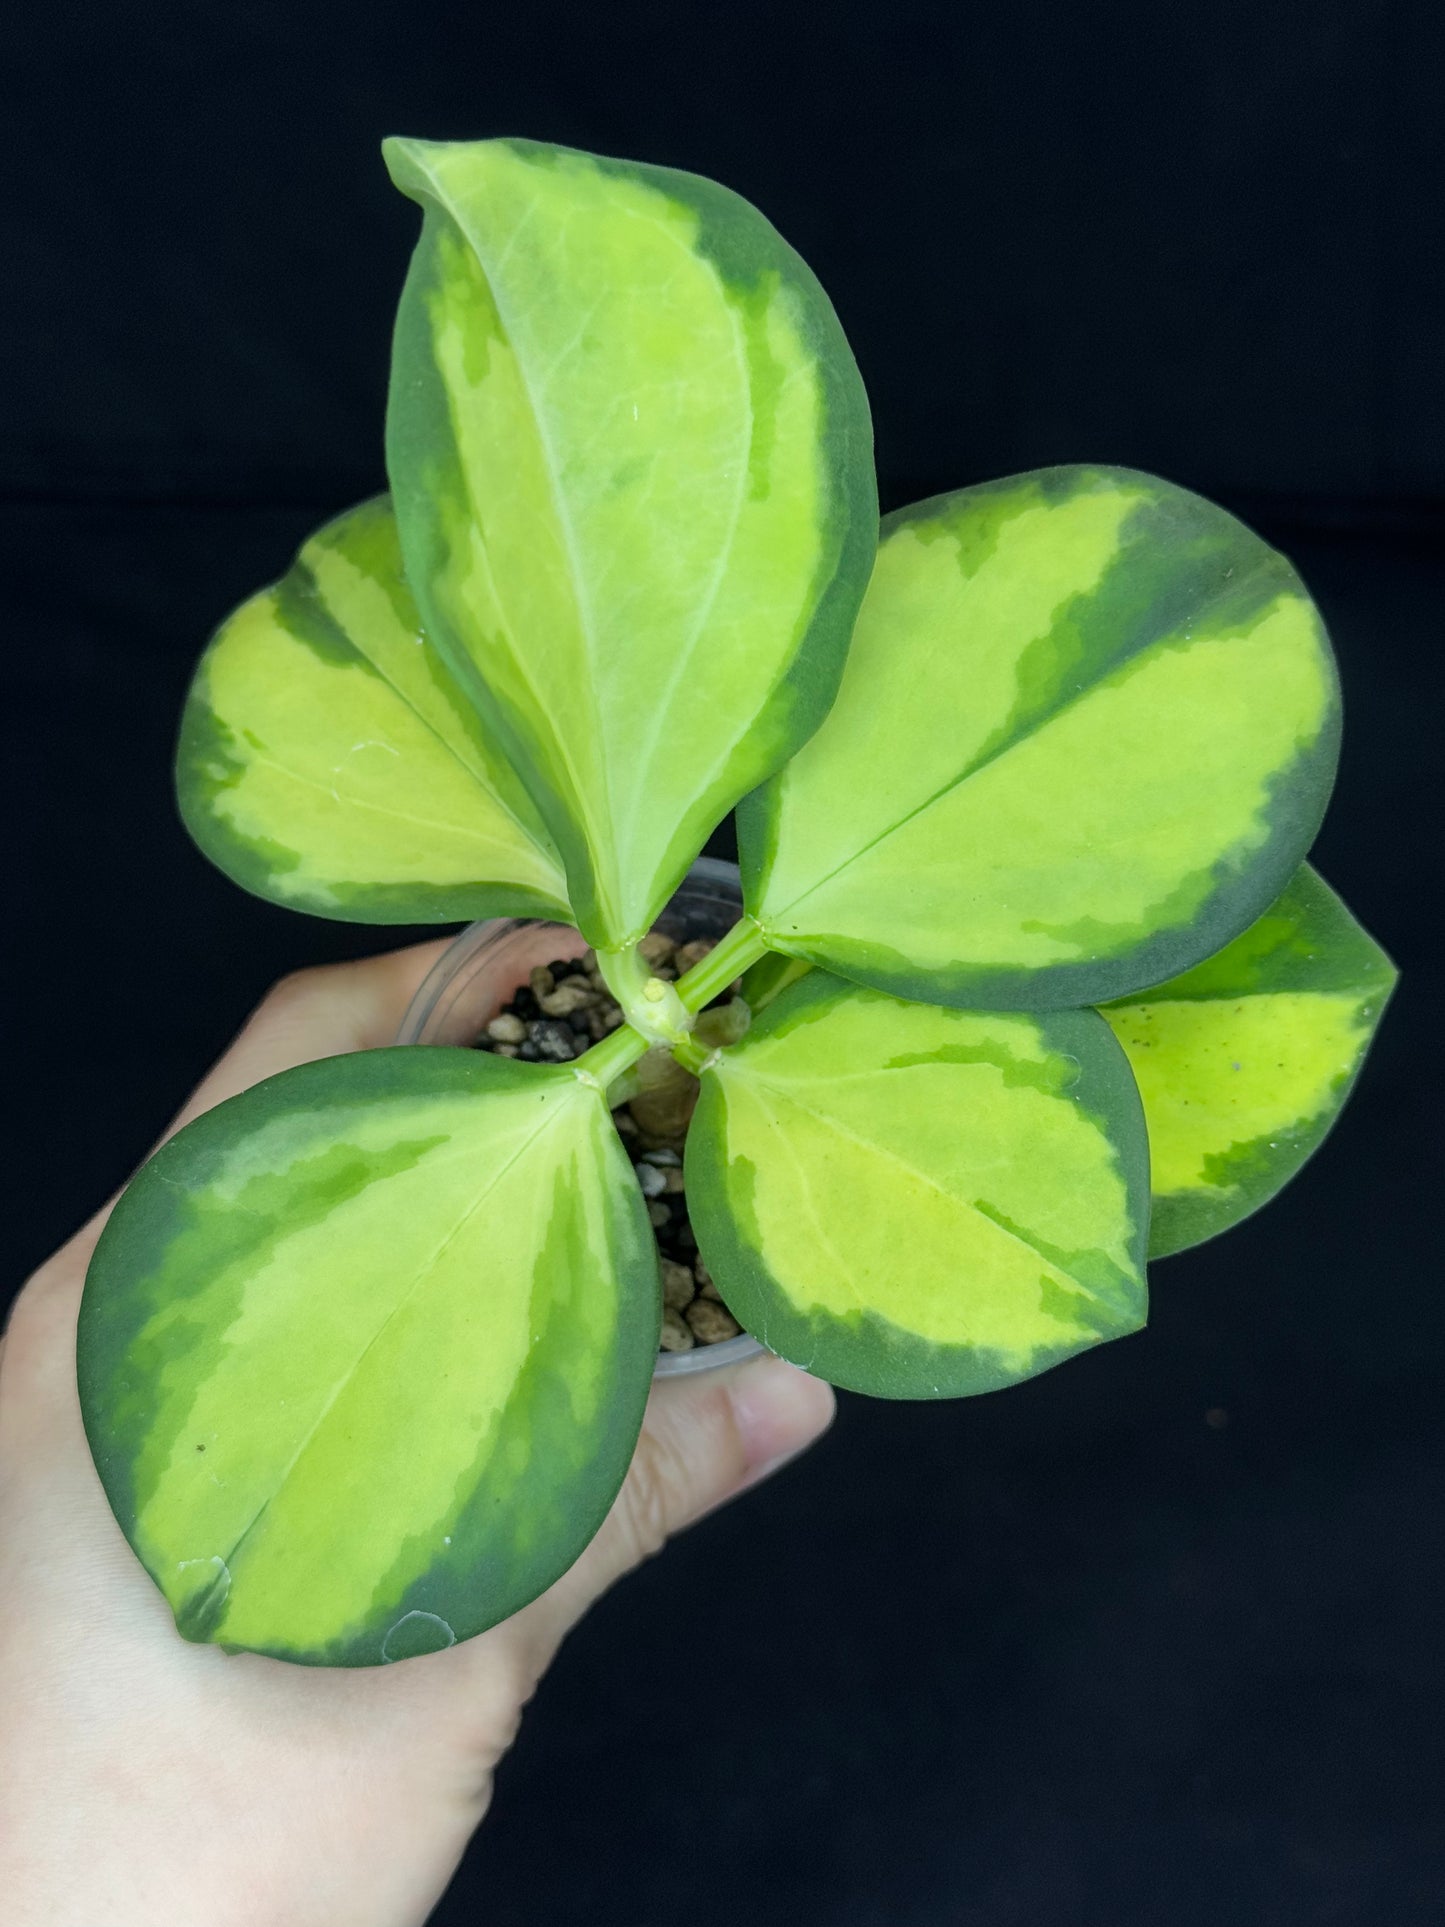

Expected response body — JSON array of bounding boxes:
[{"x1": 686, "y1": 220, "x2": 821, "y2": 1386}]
[
  {"x1": 384, "y1": 135, "x2": 877, "y2": 949},
  {"x1": 1101, "y1": 865, "x2": 1396, "y2": 1256},
  {"x1": 685, "y1": 972, "x2": 1150, "y2": 1397},
  {"x1": 741, "y1": 466, "x2": 1340, "y2": 1009},
  {"x1": 79, "y1": 1048, "x2": 660, "y2": 1665},
  {"x1": 177, "y1": 496, "x2": 569, "y2": 923}
]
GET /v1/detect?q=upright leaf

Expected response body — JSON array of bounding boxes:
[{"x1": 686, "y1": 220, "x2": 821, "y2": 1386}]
[
  {"x1": 741, "y1": 467, "x2": 1340, "y2": 1008},
  {"x1": 178, "y1": 496, "x2": 569, "y2": 922},
  {"x1": 384, "y1": 135, "x2": 877, "y2": 949},
  {"x1": 686, "y1": 974, "x2": 1149, "y2": 1397},
  {"x1": 79, "y1": 1049, "x2": 659, "y2": 1665},
  {"x1": 1101, "y1": 865, "x2": 1396, "y2": 1257}
]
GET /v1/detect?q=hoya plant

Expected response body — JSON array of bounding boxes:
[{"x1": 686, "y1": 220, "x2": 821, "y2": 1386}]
[{"x1": 79, "y1": 137, "x2": 1394, "y2": 1668}]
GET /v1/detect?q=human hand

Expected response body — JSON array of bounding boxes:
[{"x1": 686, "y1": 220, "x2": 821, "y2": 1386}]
[{"x1": 0, "y1": 944, "x2": 835, "y2": 1926}]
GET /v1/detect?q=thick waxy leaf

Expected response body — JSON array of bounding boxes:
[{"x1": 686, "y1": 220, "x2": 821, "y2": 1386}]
[
  {"x1": 738, "y1": 949, "x2": 814, "y2": 1014},
  {"x1": 177, "y1": 496, "x2": 569, "y2": 923},
  {"x1": 79, "y1": 1048, "x2": 659, "y2": 1665},
  {"x1": 686, "y1": 974, "x2": 1149, "y2": 1397},
  {"x1": 741, "y1": 467, "x2": 1340, "y2": 1009},
  {"x1": 383, "y1": 135, "x2": 877, "y2": 949},
  {"x1": 1101, "y1": 865, "x2": 1396, "y2": 1258}
]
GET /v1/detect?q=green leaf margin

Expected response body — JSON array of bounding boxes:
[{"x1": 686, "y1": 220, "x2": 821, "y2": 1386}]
[
  {"x1": 78, "y1": 1047, "x2": 661, "y2": 1664},
  {"x1": 685, "y1": 972, "x2": 1152, "y2": 1399}
]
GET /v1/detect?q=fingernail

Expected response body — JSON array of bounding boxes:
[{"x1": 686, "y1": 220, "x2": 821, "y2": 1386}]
[{"x1": 726, "y1": 1355, "x2": 836, "y2": 1480}]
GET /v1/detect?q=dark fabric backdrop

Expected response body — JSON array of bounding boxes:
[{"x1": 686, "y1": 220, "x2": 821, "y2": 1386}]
[{"x1": 5, "y1": 4, "x2": 1442, "y2": 1922}]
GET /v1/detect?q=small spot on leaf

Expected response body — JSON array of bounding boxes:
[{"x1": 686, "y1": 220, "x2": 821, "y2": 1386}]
[{"x1": 382, "y1": 1610, "x2": 457, "y2": 1663}]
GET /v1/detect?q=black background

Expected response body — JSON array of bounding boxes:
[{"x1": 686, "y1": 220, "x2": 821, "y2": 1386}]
[{"x1": 5, "y1": 4, "x2": 1442, "y2": 1921}]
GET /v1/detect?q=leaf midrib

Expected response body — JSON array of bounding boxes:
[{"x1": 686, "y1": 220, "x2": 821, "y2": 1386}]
[
  {"x1": 438, "y1": 182, "x2": 619, "y2": 919},
  {"x1": 238, "y1": 742, "x2": 553, "y2": 866},
  {"x1": 207, "y1": 1091, "x2": 584, "y2": 1591},
  {"x1": 434, "y1": 163, "x2": 768, "y2": 937},
  {"x1": 766, "y1": 555, "x2": 1285, "y2": 922},
  {"x1": 619, "y1": 211, "x2": 754, "y2": 863},
  {"x1": 733, "y1": 1067, "x2": 1124, "y2": 1309}
]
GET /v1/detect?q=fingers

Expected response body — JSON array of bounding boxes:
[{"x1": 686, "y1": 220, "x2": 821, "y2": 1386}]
[
  {"x1": 510, "y1": 1355, "x2": 835, "y2": 1663},
  {"x1": 168, "y1": 939, "x2": 453, "y2": 1134}
]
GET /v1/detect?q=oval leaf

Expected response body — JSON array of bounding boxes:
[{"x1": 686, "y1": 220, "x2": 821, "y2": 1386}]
[
  {"x1": 79, "y1": 1048, "x2": 659, "y2": 1665},
  {"x1": 383, "y1": 135, "x2": 877, "y2": 949},
  {"x1": 1101, "y1": 865, "x2": 1396, "y2": 1257},
  {"x1": 686, "y1": 974, "x2": 1149, "y2": 1397},
  {"x1": 741, "y1": 466, "x2": 1340, "y2": 1008},
  {"x1": 178, "y1": 495, "x2": 569, "y2": 923}
]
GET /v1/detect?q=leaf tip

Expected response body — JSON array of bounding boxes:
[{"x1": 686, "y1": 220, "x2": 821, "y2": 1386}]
[{"x1": 381, "y1": 133, "x2": 451, "y2": 202}]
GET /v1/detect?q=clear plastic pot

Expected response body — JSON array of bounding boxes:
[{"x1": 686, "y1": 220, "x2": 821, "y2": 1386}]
[{"x1": 396, "y1": 856, "x2": 767, "y2": 1378}]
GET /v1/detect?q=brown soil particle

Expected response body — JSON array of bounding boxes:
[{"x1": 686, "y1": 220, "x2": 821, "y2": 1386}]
[
  {"x1": 659, "y1": 1309, "x2": 695, "y2": 1352},
  {"x1": 472, "y1": 943, "x2": 746, "y2": 1350},
  {"x1": 637, "y1": 931, "x2": 677, "y2": 970},
  {"x1": 684, "y1": 1298, "x2": 741, "y2": 1344},
  {"x1": 661, "y1": 1259, "x2": 696, "y2": 1310},
  {"x1": 672, "y1": 937, "x2": 717, "y2": 974},
  {"x1": 539, "y1": 978, "x2": 597, "y2": 1019},
  {"x1": 529, "y1": 963, "x2": 556, "y2": 1000}
]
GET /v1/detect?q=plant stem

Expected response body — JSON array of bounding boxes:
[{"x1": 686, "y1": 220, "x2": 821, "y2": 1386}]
[
  {"x1": 675, "y1": 915, "x2": 771, "y2": 1013},
  {"x1": 669, "y1": 1030, "x2": 714, "y2": 1076},
  {"x1": 595, "y1": 944, "x2": 694, "y2": 1047},
  {"x1": 573, "y1": 1021, "x2": 650, "y2": 1097},
  {"x1": 584, "y1": 918, "x2": 774, "y2": 1091}
]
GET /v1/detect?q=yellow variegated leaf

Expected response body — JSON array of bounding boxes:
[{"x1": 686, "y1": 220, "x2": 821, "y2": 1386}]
[
  {"x1": 1102, "y1": 865, "x2": 1396, "y2": 1256},
  {"x1": 383, "y1": 136, "x2": 877, "y2": 950},
  {"x1": 79, "y1": 1048, "x2": 659, "y2": 1664},
  {"x1": 177, "y1": 496, "x2": 570, "y2": 923},
  {"x1": 741, "y1": 467, "x2": 1340, "y2": 1009},
  {"x1": 686, "y1": 973, "x2": 1149, "y2": 1397}
]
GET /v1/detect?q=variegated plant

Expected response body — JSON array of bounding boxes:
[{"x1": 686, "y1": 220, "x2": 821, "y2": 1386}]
[{"x1": 78, "y1": 137, "x2": 1394, "y2": 1668}]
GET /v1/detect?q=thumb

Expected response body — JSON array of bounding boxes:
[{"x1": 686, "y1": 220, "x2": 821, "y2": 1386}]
[{"x1": 516, "y1": 1355, "x2": 835, "y2": 1654}]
